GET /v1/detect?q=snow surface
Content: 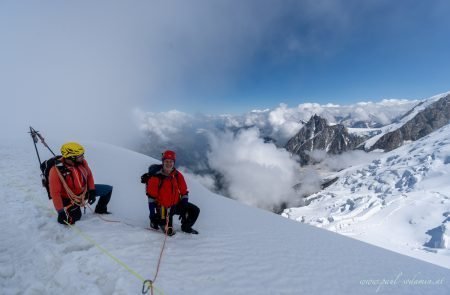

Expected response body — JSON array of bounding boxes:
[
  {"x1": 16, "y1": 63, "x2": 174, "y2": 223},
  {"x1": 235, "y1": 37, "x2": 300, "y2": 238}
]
[
  {"x1": 1, "y1": 138, "x2": 450, "y2": 294},
  {"x1": 284, "y1": 123, "x2": 450, "y2": 270}
]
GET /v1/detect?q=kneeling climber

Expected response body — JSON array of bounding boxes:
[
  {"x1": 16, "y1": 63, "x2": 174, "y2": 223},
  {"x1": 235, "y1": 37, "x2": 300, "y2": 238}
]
[{"x1": 146, "y1": 150, "x2": 200, "y2": 236}]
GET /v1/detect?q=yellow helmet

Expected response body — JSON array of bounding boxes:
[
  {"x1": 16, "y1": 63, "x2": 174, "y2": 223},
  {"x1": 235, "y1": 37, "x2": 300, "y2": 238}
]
[{"x1": 61, "y1": 142, "x2": 85, "y2": 158}]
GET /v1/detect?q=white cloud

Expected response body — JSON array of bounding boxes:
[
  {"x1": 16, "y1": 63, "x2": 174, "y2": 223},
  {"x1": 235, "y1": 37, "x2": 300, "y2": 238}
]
[
  {"x1": 268, "y1": 103, "x2": 304, "y2": 141},
  {"x1": 296, "y1": 167, "x2": 322, "y2": 197},
  {"x1": 180, "y1": 167, "x2": 217, "y2": 193},
  {"x1": 135, "y1": 109, "x2": 194, "y2": 142},
  {"x1": 319, "y1": 150, "x2": 381, "y2": 172},
  {"x1": 206, "y1": 128, "x2": 301, "y2": 210},
  {"x1": 307, "y1": 150, "x2": 328, "y2": 164}
]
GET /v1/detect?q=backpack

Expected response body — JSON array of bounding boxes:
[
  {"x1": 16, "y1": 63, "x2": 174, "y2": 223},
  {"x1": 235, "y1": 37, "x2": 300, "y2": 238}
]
[
  {"x1": 141, "y1": 164, "x2": 181, "y2": 189},
  {"x1": 140, "y1": 164, "x2": 163, "y2": 184},
  {"x1": 40, "y1": 155, "x2": 65, "y2": 199}
]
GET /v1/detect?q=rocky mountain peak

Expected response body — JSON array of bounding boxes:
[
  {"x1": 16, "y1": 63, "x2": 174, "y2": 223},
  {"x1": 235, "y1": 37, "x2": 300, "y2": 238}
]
[
  {"x1": 368, "y1": 94, "x2": 450, "y2": 152},
  {"x1": 285, "y1": 114, "x2": 365, "y2": 165}
]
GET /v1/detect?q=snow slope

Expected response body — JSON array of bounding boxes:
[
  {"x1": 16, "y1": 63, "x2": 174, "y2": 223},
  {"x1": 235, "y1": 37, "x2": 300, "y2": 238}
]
[
  {"x1": 284, "y1": 124, "x2": 450, "y2": 270},
  {"x1": 1, "y1": 138, "x2": 449, "y2": 294}
]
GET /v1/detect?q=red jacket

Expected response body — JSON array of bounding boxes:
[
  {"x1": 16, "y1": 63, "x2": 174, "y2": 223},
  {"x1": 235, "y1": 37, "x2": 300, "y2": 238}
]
[
  {"x1": 49, "y1": 159, "x2": 95, "y2": 211},
  {"x1": 146, "y1": 168, "x2": 188, "y2": 208}
]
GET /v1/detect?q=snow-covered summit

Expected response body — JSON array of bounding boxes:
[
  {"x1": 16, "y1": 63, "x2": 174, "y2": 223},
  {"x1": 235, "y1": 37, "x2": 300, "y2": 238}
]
[{"x1": 1, "y1": 138, "x2": 449, "y2": 294}]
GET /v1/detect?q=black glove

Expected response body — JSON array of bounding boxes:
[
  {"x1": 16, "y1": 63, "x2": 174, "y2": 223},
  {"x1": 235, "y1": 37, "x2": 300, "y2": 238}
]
[
  {"x1": 57, "y1": 209, "x2": 72, "y2": 225},
  {"x1": 88, "y1": 189, "x2": 97, "y2": 205}
]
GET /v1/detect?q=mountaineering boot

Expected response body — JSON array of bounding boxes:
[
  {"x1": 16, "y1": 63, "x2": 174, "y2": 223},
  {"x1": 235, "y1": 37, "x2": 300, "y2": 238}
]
[
  {"x1": 179, "y1": 203, "x2": 200, "y2": 234},
  {"x1": 94, "y1": 206, "x2": 111, "y2": 214},
  {"x1": 95, "y1": 189, "x2": 112, "y2": 214},
  {"x1": 148, "y1": 201, "x2": 161, "y2": 230},
  {"x1": 181, "y1": 225, "x2": 199, "y2": 235},
  {"x1": 166, "y1": 227, "x2": 175, "y2": 236},
  {"x1": 150, "y1": 218, "x2": 159, "y2": 230}
]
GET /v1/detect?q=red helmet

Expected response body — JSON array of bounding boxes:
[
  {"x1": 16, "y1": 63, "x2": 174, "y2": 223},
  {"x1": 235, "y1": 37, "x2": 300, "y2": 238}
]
[{"x1": 162, "y1": 150, "x2": 176, "y2": 161}]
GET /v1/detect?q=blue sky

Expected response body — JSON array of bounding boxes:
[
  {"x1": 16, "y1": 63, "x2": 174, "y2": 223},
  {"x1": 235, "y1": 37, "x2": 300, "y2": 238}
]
[
  {"x1": 1, "y1": 0, "x2": 450, "y2": 138},
  {"x1": 196, "y1": 0, "x2": 450, "y2": 113}
]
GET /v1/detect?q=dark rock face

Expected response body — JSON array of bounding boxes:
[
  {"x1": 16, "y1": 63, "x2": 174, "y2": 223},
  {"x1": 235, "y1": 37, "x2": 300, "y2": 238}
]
[
  {"x1": 285, "y1": 115, "x2": 365, "y2": 165},
  {"x1": 369, "y1": 95, "x2": 450, "y2": 152}
]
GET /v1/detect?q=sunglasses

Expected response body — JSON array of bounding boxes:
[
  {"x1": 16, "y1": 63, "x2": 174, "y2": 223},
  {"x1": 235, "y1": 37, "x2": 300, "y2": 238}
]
[{"x1": 69, "y1": 154, "x2": 84, "y2": 162}]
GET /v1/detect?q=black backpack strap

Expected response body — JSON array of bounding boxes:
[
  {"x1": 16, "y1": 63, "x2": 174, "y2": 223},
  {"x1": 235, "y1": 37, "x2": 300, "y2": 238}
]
[{"x1": 155, "y1": 174, "x2": 165, "y2": 191}]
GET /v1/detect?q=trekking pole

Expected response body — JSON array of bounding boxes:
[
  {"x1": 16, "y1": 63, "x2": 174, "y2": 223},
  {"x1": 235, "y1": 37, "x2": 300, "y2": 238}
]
[
  {"x1": 29, "y1": 126, "x2": 43, "y2": 166},
  {"x1": 29, "y1": 126, "x2": 56, "y2": 156}
]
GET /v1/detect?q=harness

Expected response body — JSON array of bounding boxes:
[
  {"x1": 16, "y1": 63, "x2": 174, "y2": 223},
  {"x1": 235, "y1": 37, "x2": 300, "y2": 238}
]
[
  {"x1": 154, "y1": 170, "x2": 179, "y2": 194},
  {"x1": 54, "y1": 164, "x2": 88, "y2": 210}
]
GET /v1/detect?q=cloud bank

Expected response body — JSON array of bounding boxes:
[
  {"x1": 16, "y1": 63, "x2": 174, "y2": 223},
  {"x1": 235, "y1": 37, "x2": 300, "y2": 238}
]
[
  {"x1": 136, "y1": 99, "x2": 417, "y2": 150},
  {"x1": 206, "y1": 128, "x2": 301, "y2": 210}
]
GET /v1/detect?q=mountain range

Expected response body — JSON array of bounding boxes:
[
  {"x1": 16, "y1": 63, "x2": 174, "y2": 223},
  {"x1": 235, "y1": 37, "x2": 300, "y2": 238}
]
[
  {"x1": 285, "y1": 92, "x2": 450, "y2": 162},
  {"x1": 283, "y1": 92, "x2": 450, "y2": 268}
]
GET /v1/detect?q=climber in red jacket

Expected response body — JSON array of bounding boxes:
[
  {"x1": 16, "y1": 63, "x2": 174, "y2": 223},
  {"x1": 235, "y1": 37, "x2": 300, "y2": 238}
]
[{"x1": 146, "y1": 150, "x2": 200, "y2": 236}]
